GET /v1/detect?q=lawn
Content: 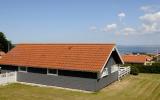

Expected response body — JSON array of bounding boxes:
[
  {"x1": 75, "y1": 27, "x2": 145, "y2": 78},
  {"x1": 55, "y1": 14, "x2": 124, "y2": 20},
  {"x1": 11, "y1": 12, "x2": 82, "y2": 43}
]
[{"x1": 0, "y1": 74, "x2": 159, "y2": 100}]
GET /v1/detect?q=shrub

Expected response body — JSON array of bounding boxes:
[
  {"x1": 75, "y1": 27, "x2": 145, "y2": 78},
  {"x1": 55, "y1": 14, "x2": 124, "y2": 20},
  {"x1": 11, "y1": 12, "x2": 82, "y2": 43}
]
[
  {"x1": 130, "y1": 63, "x2": 160, "y2": 74},
  {"x1": 130, "y1": 66, "x2": 139, "y2": 75}
]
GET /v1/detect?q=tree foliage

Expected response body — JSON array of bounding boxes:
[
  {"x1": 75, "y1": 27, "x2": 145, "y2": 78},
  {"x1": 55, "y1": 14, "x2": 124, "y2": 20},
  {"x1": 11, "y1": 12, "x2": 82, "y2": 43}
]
[
  {"x1": 0, "y1": 32, "x2": 13, "y2": 52},
  {"x1": 130, "y1": 66, "x2": 139, "y2": 75}
]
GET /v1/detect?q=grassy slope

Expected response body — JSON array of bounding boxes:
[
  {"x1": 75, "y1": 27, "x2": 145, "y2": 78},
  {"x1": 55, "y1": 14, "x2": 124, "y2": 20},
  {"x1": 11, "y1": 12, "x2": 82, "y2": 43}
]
[{"x1": 0, "y1": 74, "x2": 159, "y2": 100}]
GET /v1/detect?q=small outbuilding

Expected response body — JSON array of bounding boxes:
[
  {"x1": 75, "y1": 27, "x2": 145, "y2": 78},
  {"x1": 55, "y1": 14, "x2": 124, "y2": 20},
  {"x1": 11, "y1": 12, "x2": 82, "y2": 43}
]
[{"x1": 0, "y1": 44, "x2": 123, "y2": 91}]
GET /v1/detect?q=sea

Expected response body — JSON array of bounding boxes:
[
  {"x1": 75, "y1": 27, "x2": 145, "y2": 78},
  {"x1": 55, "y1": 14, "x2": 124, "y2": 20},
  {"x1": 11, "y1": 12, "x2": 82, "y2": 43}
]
[{"x1": 117, "y1": 45, "x2": 160, "y2": 55}]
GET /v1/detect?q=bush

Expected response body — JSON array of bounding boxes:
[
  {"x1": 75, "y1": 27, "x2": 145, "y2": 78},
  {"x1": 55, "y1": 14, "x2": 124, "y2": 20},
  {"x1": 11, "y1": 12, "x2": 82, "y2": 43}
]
[
  {"x1": 130, "y1": 66, "x2": 139, "y2": 75},
  {"x1": 123, "y1": 63, "x2": 160, "y2": 74},
  {"x1": 130, "y1": 63, "x2": 160, "y2": 74}
]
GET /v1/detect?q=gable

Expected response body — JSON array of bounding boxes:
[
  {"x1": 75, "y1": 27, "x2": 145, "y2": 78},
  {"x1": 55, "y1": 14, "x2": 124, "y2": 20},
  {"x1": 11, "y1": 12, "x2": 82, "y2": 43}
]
[
  {"x1": 99, "y1": 48, "x2": 123, "y2": 77},
  {"x1": 100, "y1": 47, "x2": 124, "y2": 72}
]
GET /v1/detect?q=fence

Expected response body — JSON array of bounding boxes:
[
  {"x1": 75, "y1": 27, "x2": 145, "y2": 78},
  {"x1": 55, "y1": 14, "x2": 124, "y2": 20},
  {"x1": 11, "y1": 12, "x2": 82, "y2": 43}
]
[
  {"x1": 0, "y1": 72, "x2": 16, "y2": 84},
  {"x1": 118, "y1": 66, "x2": 130, "y2": 79}
]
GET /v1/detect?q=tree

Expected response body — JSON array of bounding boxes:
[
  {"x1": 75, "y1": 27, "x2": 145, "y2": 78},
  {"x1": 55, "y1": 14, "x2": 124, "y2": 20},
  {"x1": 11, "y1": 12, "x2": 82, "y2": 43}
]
[{"x1": 0, "y1": 32, "x2": 13, "y2": 53}]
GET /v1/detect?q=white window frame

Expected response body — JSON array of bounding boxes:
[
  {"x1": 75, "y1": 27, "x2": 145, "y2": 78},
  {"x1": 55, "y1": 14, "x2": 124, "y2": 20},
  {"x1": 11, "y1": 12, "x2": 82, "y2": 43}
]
[
  {"x1": 47, "y1": 69, "x2": 58, "y2": 76},
  {"x1": 18, "y1": 66, "x2": 27, "y2": 72},
  {"x1": 111, "y1": 64, "x2": 118, "y2": 73},
  {"x1": 101, "y1": 67, "x2": 109, "y2": 78}
]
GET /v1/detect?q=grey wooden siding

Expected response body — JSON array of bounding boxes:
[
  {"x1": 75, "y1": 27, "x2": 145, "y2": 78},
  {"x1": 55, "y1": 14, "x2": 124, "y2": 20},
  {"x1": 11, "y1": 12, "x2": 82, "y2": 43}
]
[
  {"x1": 17, "y1": 72, "x2": 97, "y2": 91},
  {"x1": 95, "y1": 55, "x2": 118, "y2": 91},
  {"x1": 17, "y1": 71, "x2": 118, "y2": 92},
  {"x1": 96, "y1": 72, "x2": 118, "y2": 91}
]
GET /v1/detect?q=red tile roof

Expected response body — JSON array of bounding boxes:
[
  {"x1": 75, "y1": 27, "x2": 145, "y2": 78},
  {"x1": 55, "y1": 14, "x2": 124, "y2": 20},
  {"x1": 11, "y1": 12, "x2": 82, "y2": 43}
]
[
  {"x1": 122, "y1": 54, "x2": 152, "y2": 64},
  {"x1": 0, "y1": 44, "x2": 119, "y2": 72}
]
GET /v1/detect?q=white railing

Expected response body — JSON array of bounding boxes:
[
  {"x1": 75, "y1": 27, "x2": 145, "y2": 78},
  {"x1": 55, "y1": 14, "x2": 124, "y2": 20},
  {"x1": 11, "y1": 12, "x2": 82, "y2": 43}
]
[
  {"x1": 0, "y1": 72, "x2": 17, "y2": 84},
  {"x1": 118, "y1": 66, "x2": 130, "y2": 79}
]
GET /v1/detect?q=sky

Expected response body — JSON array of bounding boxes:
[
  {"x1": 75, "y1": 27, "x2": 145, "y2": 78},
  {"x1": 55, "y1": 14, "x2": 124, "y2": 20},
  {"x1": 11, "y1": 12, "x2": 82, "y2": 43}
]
[{"x1": 0, "y1": 0, "x2": 160, "y2": 45}]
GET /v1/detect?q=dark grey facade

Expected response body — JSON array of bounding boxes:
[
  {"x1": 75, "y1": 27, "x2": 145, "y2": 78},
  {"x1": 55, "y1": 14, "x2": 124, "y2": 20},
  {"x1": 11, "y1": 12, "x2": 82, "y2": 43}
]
[
  {"x1": 96, "y1": 55, "x2": 118, "y2": 91},
  {"x1": 0, "y1": 51, "x2": 120, "y2": 92},
  {"x1": 16, "y1": 71, "x2": 118, "y2": 91},
  {"x1": 17, "y1": 72, "x2": 98, "y2": 91},
  {"x1": 97, "y1": 72, "x2": 118, "y2": 91}
]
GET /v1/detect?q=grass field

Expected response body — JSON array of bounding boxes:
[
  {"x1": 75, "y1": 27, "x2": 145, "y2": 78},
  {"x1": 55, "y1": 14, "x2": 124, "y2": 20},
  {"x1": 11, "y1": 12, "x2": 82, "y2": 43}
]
[{"x1": 0, "y1": 74, "x2": 159, "y2": 100}]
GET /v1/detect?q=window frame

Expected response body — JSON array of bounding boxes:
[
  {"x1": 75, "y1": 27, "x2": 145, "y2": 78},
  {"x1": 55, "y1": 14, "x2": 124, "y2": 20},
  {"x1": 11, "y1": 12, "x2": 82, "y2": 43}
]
[
  {"x1": 18, "y1": 66, "x2": 27, "y2": 72},
  {"x1": 47, "y1": 68, "x2": 58, "y2": 76},
  {"x1": 111, "y1": 64, "x2": 118, "y2": 73},
  {"x1": 101, "y1": 67, "x2": 109, "y2": 78}
]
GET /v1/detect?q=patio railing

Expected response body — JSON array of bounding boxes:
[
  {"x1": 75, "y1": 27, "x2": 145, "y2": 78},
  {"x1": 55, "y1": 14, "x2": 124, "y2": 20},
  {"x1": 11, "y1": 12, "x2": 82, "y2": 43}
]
[{"x1": 118, "y1": 66, "x2": 130, "y2": 80}]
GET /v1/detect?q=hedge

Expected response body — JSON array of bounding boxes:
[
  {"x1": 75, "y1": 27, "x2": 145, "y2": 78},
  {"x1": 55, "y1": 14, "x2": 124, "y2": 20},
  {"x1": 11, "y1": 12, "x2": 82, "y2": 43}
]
[
  {"x1": 124, "y1": 63, "x2": 160, "y2": 74},
  {"x1": 130, "y1": 66, "x2": 139, "y2": 75}
]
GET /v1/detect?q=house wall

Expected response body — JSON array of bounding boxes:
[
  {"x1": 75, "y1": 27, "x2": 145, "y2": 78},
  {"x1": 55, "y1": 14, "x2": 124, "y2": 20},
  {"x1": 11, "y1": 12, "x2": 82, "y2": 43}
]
[
  {"x1": 96, "y1": 55, "x2": 118, "y2": 91},
  {"x1": 17, "y1": 72, "x2": 97, "y2": 91},
  {"x1": 96, "y1": 71, "x2": 118, "y2": 91}
]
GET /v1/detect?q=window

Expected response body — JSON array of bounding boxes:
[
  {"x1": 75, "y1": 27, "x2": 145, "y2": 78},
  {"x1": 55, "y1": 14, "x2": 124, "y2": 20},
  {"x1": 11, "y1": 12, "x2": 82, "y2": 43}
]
[
  {"x1": 101, "y1": 67, "x2": 108, "y2": 78},
  {"x1": 111, "y1": 65, "x2": 118, "y2": 73},
  {"x1": 47, "y1": 69, "x2": 58, "y2": 75},
  {"x1": 58, "y1": 70, "x2": 97, "y2": 79},
  {"x1": 27, "y1": 67, "x2": 47, "y2": 74},
  {"x1": 19, "y1": 66, "x2": 27, "y2": 72}
]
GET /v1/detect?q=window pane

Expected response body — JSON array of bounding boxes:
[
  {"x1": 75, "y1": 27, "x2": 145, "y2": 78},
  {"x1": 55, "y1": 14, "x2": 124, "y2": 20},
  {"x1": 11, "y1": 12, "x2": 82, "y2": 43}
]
[
  {"x1": 19, "y1": 67, "x2": 27, "y2": 71},
  {"x1": 101, "y1": 67, "x2": 108, "y2": 77},
  {"x1": 48, "y1": 69, "x2": 57, "y2": 74},
  {"x1": 27, "y1": 67, "x2": 47, "y2": 74},
  {"x1": 111, "y1": 65, "x2": 118, "y2": 73}
]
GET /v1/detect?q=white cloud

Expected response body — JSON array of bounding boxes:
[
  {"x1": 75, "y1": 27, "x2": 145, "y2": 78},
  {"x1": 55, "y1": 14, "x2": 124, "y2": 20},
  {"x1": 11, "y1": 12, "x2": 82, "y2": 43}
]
[
  {"x1": 89, "y1": 26, "x2": 97, "y2": 32},
  {"x1": 103, "y1": 24, "x2": 117, "y2": 32},
  {"x1": 121, "y1": 27, "x2": 136, "y2": 36},
  {"x1": 141, "y1": 23, "x2": 160, "y2": 33},
  {"x1": 122, "y1": 27, "x2": 136, "y2": 33},
  {"x1": 141, "y1": 6, "x2": 153, "y2": 13},
  {"x1": 118, "y1": 12, "x2": 126, "y2": 17},
  {"x1": 89, "y1": 10, "x2": 160, "y2": 36},
  {"x1": 139, "y1": 11, "x2": 160, "y2": 23},
  {"x1": 139, "y1": 11, "x2": 160, "y2": 33},
  {"x1": 118, "y1": 12, "x2": 126, "y2": 21},
  {"x1": 140, "y1": 5, "x2": 159, "y2": 13}
]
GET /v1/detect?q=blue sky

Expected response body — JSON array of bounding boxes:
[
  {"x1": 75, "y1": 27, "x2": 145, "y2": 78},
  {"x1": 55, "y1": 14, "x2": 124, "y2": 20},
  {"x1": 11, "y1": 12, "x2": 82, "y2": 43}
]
[{"x1": 0, "y1": 0, "x2": 160, "y2": 45}]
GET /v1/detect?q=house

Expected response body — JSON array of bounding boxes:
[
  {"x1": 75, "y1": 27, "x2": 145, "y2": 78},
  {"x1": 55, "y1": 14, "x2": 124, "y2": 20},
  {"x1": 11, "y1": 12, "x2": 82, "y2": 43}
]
[
  {"x1": 0, "y1": 44, "x2": 123, "y2": 91},
  {"x1": 122, "y1": 54, "x2": 153, "y2": 65}
]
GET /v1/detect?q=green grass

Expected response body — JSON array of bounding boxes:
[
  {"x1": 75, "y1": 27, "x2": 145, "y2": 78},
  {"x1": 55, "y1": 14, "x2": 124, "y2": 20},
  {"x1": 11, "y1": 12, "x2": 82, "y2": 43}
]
[{"x1": 0, "y1": 74, "x2": 160, "y2": 100}]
